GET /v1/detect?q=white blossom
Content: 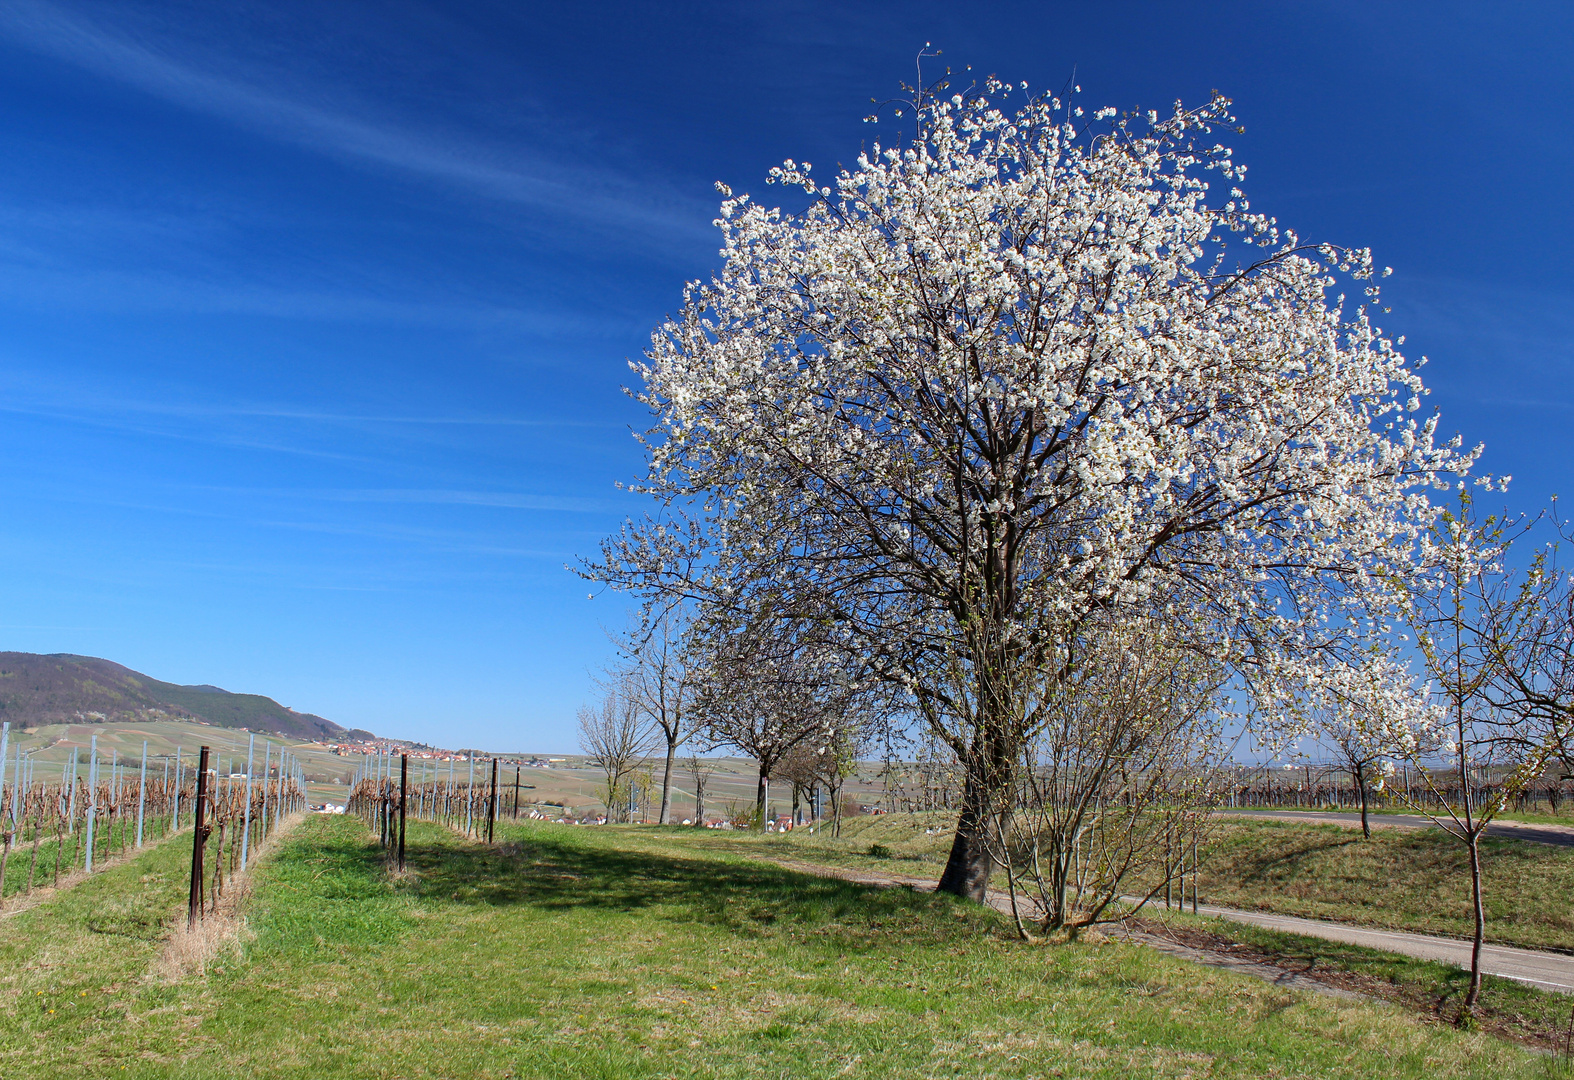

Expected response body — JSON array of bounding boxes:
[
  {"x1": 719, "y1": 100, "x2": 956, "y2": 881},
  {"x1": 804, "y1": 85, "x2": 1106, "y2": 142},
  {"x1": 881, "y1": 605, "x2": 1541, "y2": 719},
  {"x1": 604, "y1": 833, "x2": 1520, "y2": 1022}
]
[{"x1": 599, "y1": 83, "x2": 1471, "y2": 896}]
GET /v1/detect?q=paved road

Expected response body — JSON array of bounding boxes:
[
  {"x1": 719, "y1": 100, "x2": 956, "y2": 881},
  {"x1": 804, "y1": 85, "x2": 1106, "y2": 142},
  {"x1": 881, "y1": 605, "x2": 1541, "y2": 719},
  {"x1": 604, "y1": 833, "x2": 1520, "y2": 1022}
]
[
  {"x1": 1187, "y1": 901, "x2": 1574, "y2": 995},
  {"x1": 1222, "y1": 809, "x2": 1574, "y2": 848}
]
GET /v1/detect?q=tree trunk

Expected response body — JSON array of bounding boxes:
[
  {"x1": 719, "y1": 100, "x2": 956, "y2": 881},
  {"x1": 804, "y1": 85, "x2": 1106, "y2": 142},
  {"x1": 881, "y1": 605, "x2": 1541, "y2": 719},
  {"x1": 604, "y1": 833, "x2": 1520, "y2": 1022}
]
[
  {"x1": 937, "y1": 767, "x2": 996, "y2": 903},
  {"x1": 1356, "y1": 763, "x2": 1370, "y2": 839},
  {"x1": 756, "y1": 767, "x2": 768, "y2": 831},
  {"x1": 1465, "y1": 831, "x2": 1486, "y2": 1010},
  {"x1": 658, "y1": 735, "x2": 676, "y2": 825},
  {"x1": 938, "y1": 719, "x2": 1016, "y2": 903}
]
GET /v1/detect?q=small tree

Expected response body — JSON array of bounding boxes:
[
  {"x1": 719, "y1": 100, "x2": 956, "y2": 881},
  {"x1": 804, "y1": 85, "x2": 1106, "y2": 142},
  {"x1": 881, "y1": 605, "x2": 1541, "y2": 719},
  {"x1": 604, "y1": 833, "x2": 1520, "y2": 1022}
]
[
  {"x1": 1376, "y1": 495, "x2": 1565, "y2": 1013},
  {"x1": 772, "y1": 745, "x2": 822, "y2": 825},
  {"x1": 1325, "y1": 723, "x2": 1384, "y2": 839},
  {"x1": 1308, "y1": 669, "x2": 1399, "y2": 839},
  {"x1": 614, "y1": 609, "x2": 697, "y2": 824},
  {"x1": 577, "y1": 679, "x2": 656, "y2": 824},
  {"x1": 1482, "y1": 512, "x2": 1574, "y2": 786},
  {"x1": 990, "y1": 615, "x2": 1227, "y2": 938},
  {"x1": 692, "y1": 618, "x2": 860, "y2": 829},
  {"x1": 687, "y1": 753, "x2": 713, "y2": 825}
]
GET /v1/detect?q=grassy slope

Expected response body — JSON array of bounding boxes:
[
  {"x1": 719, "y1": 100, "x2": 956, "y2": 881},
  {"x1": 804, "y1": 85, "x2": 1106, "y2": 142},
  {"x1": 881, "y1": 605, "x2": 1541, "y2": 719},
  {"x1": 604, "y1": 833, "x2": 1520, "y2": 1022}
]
[
  {"x1": 0, "y1": 814, "x2": 1549, "y2": 1078},
  {"x1": 713, "y1": 812, "x2": 1574, "y2": 954},
  {"x1": 1195, "y1": 819, "x2": 1574, "y2": 953},
  {"x1": 1244, "y1": 807, "x2": 1574, "y2": 828}
]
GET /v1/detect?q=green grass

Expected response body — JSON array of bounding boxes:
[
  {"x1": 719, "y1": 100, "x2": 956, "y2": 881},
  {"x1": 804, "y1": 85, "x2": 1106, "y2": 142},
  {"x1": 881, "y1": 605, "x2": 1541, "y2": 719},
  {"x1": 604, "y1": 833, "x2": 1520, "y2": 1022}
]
[
  {"x1": 0, "y1": 814, "x2": 181, "y2": 900},
  {"x1": 0, "y1": 814, "x2": 1556, "y2": 1078},
  {"x1": 1236, "y1": 806, "x2": 1574, "y2": 828},
  {"x1": 1124, "y1": 909, "x2": 1574, "y2": 1053},
  {"x1": 691, "y1": 812, "x2": 1574, "y2": 954},
  {"x1": 1194, "y1": 819, "x2": 1574, "y2": 952}
]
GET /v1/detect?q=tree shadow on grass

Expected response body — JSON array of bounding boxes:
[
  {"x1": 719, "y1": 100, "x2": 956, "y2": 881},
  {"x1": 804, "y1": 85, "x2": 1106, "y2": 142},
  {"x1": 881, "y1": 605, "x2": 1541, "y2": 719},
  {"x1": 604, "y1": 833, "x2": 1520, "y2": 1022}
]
[
  {"x1": 394, "y1": 823, "x2": 989, "y2": 946},
  {"x1": 1226, "y1": 834, "x2": 1365, "y2": 888}
]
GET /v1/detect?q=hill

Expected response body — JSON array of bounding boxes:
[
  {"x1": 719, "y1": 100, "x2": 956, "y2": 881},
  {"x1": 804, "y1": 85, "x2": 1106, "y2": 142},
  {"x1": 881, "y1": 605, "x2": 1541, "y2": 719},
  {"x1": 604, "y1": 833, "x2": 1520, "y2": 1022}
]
[{"x1": 0, "y1": 652, "x2": 346, "y2": 741}]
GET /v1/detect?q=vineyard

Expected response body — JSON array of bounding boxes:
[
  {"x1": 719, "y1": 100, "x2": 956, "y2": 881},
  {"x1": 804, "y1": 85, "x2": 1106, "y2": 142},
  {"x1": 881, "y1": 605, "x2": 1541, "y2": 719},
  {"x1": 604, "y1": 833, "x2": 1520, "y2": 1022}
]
[{"x1": 0, "y1": 721, "x2": 308, "y2": 914}]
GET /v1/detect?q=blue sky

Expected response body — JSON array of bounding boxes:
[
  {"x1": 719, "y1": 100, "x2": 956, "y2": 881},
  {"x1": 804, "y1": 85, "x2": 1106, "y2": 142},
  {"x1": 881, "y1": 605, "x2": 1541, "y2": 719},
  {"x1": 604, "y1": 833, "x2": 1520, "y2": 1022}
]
[{"x1": 0, "y1": 1, "x2": 1569, "y2": 751}]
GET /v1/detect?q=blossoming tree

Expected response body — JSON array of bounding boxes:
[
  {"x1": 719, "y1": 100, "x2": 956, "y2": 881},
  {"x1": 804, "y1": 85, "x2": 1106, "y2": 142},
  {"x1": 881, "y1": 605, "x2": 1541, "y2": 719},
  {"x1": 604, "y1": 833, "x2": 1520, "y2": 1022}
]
[{"x1": 596, "y1": 80, "x2": 1467, "y2": 900}]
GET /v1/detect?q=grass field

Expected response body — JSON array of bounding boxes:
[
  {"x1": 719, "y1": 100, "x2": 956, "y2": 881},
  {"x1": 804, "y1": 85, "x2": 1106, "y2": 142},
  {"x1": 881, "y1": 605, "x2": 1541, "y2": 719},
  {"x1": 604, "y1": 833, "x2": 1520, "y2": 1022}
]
[
  {"x1": 1121, "y1": 909, "x2": 1574, "y2": 1054},
  {"x1": 0, "y1": 813, "x2": 1558, "y2": 1078},
  {"x1": 698, "y1": 811, "x2": 1574, "y2": 954},
  {"x1": 1254, "y1": 806, "x2": 1574, "y2": 828}
]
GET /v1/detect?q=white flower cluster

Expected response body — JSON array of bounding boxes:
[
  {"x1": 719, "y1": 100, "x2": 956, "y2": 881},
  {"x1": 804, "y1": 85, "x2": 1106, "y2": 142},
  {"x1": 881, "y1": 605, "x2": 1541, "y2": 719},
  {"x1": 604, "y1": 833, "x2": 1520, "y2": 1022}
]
[{"x1": 625, "y1": 84, "x2": 1470, "y2": 737}]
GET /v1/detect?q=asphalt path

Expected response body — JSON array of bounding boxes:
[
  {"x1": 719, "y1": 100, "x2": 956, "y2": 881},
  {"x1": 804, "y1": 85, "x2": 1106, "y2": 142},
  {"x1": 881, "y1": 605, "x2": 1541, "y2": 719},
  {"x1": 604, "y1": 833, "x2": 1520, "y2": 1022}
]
[
  {"x1": 1222, "y1": 809, "x2": 1574, "y2": 848},
  {"x1": 1190, "y1": 902, "x2": 1574, "y2": 994}
]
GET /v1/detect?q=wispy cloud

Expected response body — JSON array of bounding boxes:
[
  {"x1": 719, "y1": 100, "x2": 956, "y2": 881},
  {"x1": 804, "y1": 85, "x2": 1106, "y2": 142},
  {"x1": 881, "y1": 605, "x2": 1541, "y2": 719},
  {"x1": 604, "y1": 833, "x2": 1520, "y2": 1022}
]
[
  {"x1": 0, "y1": 368, "x2": 621, "y2": 434},
  {"x1": 0, "y1": 1, "x2": 713, "y2": 250},
  {"x1": 293, "y1": 489, "x2": 617, "y2": 513},
  {"x1": 0, "y1": 256, "x2": 638, "y2": 332}
]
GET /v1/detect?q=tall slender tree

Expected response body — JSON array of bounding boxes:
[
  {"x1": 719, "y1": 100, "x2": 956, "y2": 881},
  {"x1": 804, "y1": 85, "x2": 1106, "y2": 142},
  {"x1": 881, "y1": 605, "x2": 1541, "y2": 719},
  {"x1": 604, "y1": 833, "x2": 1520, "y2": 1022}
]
[{"x1": 577, "y1": 680, "x2": 656, "y2": 824}]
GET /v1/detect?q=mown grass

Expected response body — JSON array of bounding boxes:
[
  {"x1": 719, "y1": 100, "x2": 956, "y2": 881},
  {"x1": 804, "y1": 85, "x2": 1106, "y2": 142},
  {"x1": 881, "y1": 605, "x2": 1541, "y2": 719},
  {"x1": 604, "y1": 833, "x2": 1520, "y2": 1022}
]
[
  {"x1": 1, "y1": 813, "x2": 1557, "y2": 1078},
  {"x1": 681, "y1": 814, "x2": 1574, "y2": 1046},
  {"x1": 0, "y1": 827, "x2": 196, "y2": 1071}
]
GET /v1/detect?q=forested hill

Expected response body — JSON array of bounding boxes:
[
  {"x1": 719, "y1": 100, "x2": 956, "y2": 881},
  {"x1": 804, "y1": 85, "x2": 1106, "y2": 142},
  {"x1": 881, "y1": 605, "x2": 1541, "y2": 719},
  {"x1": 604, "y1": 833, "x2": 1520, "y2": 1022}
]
[{"x1": 0, "y1": 652, "x2": 348, "y2": 741}]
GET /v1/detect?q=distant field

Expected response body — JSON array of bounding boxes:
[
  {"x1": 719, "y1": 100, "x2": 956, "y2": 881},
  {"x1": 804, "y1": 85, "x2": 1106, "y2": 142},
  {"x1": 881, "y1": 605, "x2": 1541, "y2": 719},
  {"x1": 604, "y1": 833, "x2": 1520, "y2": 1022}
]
[
  {"x1": 498, "y1": 757, "x2": 896, "y2": 821},
  {"x1": 0, "y1": 719, "x2": 361, "y2": 803},
  {"x1": 0, "y1": 813, "x2": 1544, "y2": 1078},
  {"x1": 0, "y1": 716, "x2": 905, "y2": 817}
]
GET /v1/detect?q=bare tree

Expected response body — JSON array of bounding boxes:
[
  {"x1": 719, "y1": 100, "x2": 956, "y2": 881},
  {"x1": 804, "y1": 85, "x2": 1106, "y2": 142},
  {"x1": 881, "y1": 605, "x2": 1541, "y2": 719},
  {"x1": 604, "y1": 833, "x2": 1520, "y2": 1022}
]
[
  {"x1": 818, "y1": 719, "x2": 865, "y2": 838},
  {"x1": 1483, "y1": 513, "x2": 1574, "y2": 782},
  {"x1": 686, "y1": 753, "x2": 713, "y2": 825},
  {"x1": 614, "y1": 609, "x2": 698, "y2": 825},
  {"x1": 577, "y1": 679, "x2": 657, "y2": 824},
  {"x1": 1320, "y1": 716, "x2": 1385, "y2": 838},
  {"x1": 988, "y1": 615, "x2": 1228, "y2": 938},
  {"x1": 772, "y1": 745, "x2": 822, "y2": 826}
]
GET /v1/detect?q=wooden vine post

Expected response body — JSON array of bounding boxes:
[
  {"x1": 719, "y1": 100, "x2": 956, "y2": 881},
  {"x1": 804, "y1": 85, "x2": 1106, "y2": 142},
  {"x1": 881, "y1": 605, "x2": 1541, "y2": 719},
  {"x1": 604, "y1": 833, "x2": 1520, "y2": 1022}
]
[
  {"x1": 398, "y1": 753, "x2": 408, "y2": 871},
  {"x1": 188, "y1": 746, "x2": 211, "y2": 929},
  {"x1": 487, "y1": 758, "x2": 498, "y2": 844}
]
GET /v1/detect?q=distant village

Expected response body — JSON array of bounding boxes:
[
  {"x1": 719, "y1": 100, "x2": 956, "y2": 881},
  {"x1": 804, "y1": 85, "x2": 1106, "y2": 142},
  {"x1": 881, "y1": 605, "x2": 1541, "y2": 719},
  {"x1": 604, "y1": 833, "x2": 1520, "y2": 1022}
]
[{"x1": 321, "y1": 738, "x2": 569, "y2": 770}]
